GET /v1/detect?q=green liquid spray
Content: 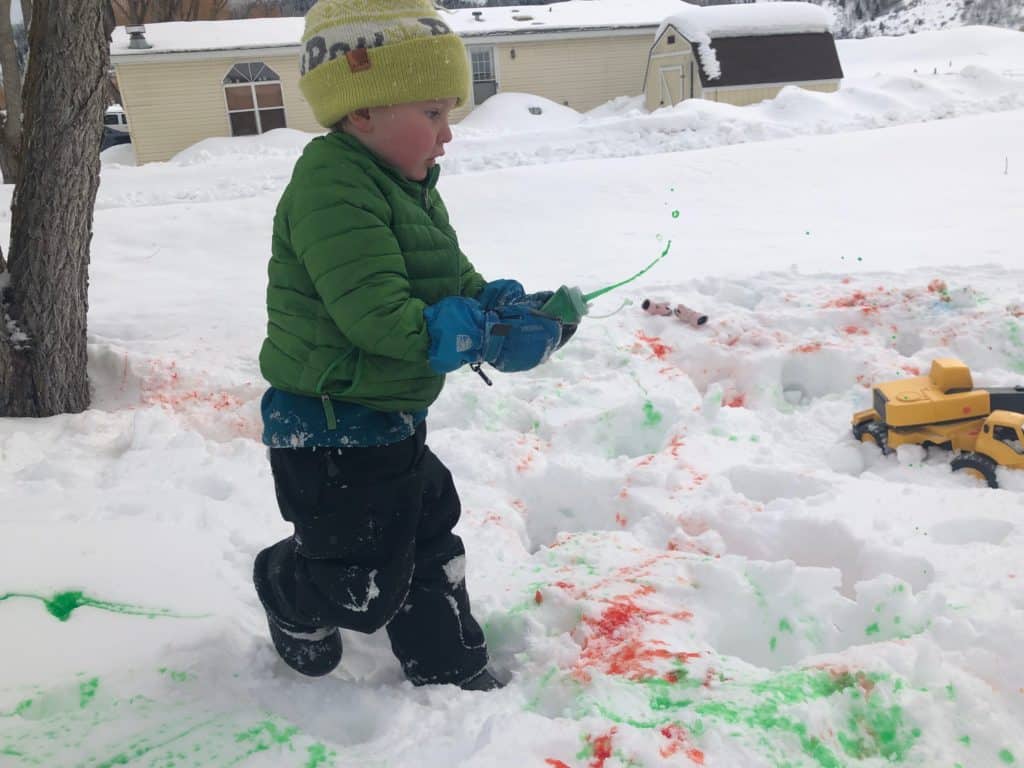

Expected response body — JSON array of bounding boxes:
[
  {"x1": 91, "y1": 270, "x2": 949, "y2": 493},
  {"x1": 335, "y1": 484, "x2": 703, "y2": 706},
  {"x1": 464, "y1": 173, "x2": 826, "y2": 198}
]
[{"x1": 540, "y1": 240, "x2": 672, "y2": 324}]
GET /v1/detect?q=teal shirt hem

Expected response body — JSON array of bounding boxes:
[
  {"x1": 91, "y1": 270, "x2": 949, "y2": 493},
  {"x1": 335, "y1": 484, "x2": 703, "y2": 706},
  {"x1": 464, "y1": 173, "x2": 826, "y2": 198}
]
[{"x1": 261, "y1": 387, "x2": 426, "y2": 448}]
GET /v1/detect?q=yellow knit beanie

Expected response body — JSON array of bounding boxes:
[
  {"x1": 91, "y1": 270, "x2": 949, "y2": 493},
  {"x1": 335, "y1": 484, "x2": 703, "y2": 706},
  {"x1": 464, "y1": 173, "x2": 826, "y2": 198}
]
[{"x1": 299, "y1": 0, "x2": 471, "y2": 128}]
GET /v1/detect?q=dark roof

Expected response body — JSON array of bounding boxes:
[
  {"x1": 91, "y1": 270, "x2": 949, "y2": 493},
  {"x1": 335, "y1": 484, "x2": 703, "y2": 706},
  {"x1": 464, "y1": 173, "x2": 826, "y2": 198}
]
[{"x1": 689, "y1": 32, "x2": 843, "y2": 88}]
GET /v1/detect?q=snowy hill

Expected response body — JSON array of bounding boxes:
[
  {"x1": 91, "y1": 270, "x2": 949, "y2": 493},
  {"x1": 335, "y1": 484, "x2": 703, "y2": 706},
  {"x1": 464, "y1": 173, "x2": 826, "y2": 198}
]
[
  {"x1": 2, "y1": 26, "x2": 1024, "y2": 768},
  {"x1": 830, "y1": 0, "x2": 1023, "y2": 38}
]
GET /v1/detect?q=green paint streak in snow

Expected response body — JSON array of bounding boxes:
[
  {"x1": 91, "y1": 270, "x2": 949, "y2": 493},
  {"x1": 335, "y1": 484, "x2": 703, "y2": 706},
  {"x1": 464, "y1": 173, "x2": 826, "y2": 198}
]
[
  {"x1": 78, "y1": 678, "x2": 99, "y2": 709},
  {"x1": 1000, "y1": 748, "x2": 1016, "y2": 764},
  {"x1": 627, "y1": 669, "x2": 920, "y2": 768},
  {"x1": 304, "y1": 743, "x2": 336, "y2": 768},
  {"x1": 0, "y1": 591, "x2": 201, "y2": 622},
  {"x1": 770, "y1": 636, "x2": 778, "y2": 652},
  {"x1": 642, "y1": 401, "x2": 663, "y2": 427},
  {"x1": 865, "y1": 622, "x2": 880, "y2": 635},
  {"x1": 779, "y1": 619, "x2": 793, "y2": 633},
  {"x1": 1009, "y1": 321, "x2": 1024, "y2": 373}
]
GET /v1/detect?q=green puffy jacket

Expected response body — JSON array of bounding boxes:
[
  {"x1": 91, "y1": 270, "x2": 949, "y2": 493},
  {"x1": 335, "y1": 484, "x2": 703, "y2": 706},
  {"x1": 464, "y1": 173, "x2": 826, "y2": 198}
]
[{"x1": 259, "y1": 131, "x2": 486, "y2": 413}]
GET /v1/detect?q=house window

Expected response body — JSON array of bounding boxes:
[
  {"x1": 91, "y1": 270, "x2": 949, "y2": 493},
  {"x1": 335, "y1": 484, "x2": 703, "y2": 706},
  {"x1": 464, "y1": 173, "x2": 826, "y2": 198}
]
[
  {"x1": 223, "y1": 62, "x2": 286, "y2": 137},
  {"x1": 467, "y1": 46, "x2": 497, "y2": 105},
  {"x1": 667, "y1": 34, "x2": 676, "y2": 44}
]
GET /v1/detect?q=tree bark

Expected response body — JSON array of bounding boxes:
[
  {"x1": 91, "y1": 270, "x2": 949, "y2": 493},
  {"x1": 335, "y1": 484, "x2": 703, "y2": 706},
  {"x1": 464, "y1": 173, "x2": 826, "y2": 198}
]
[
  {"x1": 0, "y1": 0, "x2": 114, "y2": 417},
  {"x1": 0, "y1": 0, "x2": 26, "y2": 183}
]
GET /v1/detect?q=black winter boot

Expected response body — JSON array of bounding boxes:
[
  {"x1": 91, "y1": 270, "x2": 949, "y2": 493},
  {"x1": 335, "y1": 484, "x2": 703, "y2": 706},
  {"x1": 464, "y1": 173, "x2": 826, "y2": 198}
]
[
  {"x1": 264, "y1": 614, "x2": 342, "y2": 677},
  {"x1": 254, "y1": 548, "x2": 342, "y2": 677},
  {"x1": 459, "y1": 668, "x2": 506, "y2": 691}
]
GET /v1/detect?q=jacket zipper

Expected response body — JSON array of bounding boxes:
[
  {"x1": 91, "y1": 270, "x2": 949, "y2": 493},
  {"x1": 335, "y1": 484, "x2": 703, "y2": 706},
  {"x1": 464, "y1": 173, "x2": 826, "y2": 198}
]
[{"x1": 315, "y1": 354, "x2": 348, "y2": 431}]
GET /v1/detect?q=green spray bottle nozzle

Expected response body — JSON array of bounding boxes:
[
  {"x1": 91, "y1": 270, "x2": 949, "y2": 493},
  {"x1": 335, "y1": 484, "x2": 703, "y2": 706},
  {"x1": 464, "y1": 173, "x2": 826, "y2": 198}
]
[{"x1": 539, "y1": 240, "x2": 672, "y2": 324}]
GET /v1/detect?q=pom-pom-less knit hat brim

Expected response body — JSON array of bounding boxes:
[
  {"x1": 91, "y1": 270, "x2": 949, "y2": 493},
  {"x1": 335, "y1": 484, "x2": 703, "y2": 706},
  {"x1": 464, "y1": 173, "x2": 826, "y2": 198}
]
[
  {"x1": 298, "y1": 0, "x2": 471, "y2": 128},
  {"x1": 300, "y1": 35, "x2": 470, "y2": 128}
]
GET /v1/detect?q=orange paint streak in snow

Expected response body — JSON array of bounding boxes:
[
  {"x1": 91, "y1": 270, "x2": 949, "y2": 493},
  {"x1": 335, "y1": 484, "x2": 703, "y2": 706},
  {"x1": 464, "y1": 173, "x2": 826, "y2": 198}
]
[
  {"x1": 660, "y1": 723, "x2": 705, "y2": 764},
  {"x1": 635, "y1": 331, "x2": 672, "y2": 360}
]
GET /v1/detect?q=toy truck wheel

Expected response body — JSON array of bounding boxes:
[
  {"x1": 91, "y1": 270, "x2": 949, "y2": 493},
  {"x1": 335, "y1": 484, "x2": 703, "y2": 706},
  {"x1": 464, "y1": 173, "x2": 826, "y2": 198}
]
[
  {"x1": 950, "y1": 453, "x2": 999, "y2": 489},
  {"x1": 853, "y1": 420, "x2": 891, "y2": 455}
]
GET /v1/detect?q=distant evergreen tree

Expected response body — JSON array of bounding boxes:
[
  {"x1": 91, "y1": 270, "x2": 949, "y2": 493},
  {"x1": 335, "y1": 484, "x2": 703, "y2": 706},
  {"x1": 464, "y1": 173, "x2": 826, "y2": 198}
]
[{"x1": 962, "y1": 0, "x2": 1024, "y2": 25}]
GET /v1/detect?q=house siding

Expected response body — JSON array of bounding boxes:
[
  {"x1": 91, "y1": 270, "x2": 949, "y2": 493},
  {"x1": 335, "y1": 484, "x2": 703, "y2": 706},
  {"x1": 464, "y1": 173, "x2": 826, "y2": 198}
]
[
  {"x1": 481, "y1": 33, "x2": 652, "y2": 112},
  {"x1": 701, "y1": 80, "x2": 839, "y2": 107},
  {"x1": 115, "y1": 53, "x2": 320, "y2": 164},
  {"x1": 115, "y1": 30, "x2": 656, "y2": 163}
]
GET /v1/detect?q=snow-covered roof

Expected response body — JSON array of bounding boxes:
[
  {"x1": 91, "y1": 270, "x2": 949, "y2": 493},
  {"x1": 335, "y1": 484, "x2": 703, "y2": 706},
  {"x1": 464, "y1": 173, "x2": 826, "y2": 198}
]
[
  {"x1": 111, "y1": 0, "x2": 690, "y2": 58},
  {"x1": 657, "y1": 2, "x2": 834, "y2": 43}
]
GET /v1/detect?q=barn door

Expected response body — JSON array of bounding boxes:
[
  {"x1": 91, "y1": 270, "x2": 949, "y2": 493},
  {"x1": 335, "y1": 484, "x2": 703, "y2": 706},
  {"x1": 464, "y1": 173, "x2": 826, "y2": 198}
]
[{"x1": 659, "y1": 66, "x2": 685, "y2": 107}]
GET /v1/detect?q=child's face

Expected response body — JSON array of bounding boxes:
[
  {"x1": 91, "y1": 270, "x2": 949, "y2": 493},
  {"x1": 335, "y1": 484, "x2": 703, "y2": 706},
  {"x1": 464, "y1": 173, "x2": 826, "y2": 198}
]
[{"x1": 352, "y1": 98, "x2": 457, "y2": 181}]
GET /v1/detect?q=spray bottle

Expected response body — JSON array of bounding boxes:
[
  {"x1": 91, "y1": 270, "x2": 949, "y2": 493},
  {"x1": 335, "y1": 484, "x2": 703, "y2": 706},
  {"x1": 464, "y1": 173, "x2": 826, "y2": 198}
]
[{"x1": 539, "y1": 241, "x2": 673, "y2": 324}]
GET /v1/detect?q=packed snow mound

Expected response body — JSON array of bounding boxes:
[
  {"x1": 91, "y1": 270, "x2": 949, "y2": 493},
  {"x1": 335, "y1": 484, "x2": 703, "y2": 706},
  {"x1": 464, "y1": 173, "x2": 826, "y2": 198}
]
[
  {"x1": 457, "y1": 93, "x2": 583, "y2": 135},
  {"x1": 100, "y1": 143, "x2": 137, "y2": 168},
  {"x1": 170, "y1": 127, "x2": 312, "y2": 166}
]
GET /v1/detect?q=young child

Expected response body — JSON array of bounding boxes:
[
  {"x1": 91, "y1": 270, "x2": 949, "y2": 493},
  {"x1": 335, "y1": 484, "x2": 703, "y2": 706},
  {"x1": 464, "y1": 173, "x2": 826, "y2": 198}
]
[{"x1": 253, "y1": 0, "x2": 573, "y2": 691}]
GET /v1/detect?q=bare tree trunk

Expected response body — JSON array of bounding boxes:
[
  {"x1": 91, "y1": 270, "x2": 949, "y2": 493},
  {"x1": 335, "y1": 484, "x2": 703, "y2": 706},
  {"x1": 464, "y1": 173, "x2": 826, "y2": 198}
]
[
  {"x1": 0, "y1": 0, "x2": 26, "y2": 183},
  {"x1": 0, "y1": 0, "x2": 115, "y2": 417}
]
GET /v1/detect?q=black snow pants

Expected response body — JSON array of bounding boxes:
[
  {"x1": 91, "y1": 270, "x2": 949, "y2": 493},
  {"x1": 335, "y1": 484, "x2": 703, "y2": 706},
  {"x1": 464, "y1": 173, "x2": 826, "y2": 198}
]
[{"x1": 255, "y1": 421, "x2": 488, "y2": 686}]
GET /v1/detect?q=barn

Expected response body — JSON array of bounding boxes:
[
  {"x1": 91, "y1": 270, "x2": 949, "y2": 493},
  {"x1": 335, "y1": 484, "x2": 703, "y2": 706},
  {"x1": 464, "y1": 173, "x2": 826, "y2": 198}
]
[{"x1": 643, "y1": 2, "x2": 844, "y2": 110}]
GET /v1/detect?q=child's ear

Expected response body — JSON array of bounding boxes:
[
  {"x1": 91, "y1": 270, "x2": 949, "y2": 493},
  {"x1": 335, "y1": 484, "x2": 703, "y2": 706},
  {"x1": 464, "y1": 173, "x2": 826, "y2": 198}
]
[{"x1": 346, "y1": 108, "x2": 373, "y2": 134}]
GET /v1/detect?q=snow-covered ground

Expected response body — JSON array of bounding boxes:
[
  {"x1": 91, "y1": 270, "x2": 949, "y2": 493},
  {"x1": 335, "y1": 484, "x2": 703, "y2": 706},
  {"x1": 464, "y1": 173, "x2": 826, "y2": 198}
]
[{"x1": 2, "y1": 26, "x2": 1024, "y2": 768}]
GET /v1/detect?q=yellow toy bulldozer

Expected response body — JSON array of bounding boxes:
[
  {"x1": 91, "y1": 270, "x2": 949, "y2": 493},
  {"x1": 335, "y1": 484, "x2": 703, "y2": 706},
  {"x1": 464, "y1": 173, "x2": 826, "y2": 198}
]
[{"x1": 852, "y1": 358, "x2": 1024, "y2": 488}]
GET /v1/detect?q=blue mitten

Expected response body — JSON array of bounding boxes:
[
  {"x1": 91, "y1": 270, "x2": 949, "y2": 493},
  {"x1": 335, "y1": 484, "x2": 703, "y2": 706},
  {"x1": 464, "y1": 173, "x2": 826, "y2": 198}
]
[
  {"x1": 521, "y1": 290, "x2": 554, "y2": 311},
  {"x1": 522, "y1": 290, "x2": 577, "y2": 350},
  {"x1": 477, "y1": 279, "x2": 525, "y2": 310},
  {"x1": 424, "y1": 296, "x2": 486, "y2": 374},
  {"x1": 484, "y1": 304, "x2": 563, "y2": 373}
]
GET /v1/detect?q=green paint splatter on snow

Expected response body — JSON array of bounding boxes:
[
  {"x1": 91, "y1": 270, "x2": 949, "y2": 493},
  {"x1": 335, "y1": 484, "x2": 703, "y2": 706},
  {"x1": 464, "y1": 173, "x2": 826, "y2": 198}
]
[
  {"x1": 865, "y1": 622, "x2": 880, "y2": 635},
  {"x1": 78, "y1": 678, "x2": 99, "y2": 709},
  {"x1": 305, "y1": 742, "x2": 336, "y2": 768},
  {"x1": 671, "y1": 210, "x2": 680, "y2": 218},
  {"x1": 960, "y1": 735, "x2": 971, "y2": 745},
  {"x1": 158, "y1": 667, "x2": 193, "y2": 683},
  {"x1": 1008, "y1": 321, "x2": 1024, "y2": 373},
  {"x1": 0, "y1": 590, "x2": 202, "y2": 622},
  {"x1": 643, "y1": 401, "x2": 663, "y2": 427},
  {"x1": 1000, "y1": 748, "x2": 1016, "y2": 764},
  {"x1": 770, "y1": 636, "x2": 777, "y2": 651},
  {"x1": 779, "y1": 619, "x2": 793, "y2": 633},
  {"x1": 945, "y1": 683, "x2": 955, "y2": 700}
]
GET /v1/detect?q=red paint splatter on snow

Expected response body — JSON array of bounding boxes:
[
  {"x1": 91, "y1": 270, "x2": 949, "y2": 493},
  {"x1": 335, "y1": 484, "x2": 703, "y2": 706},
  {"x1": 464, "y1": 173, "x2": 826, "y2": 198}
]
[
  {"x1": 901, "y1": 364, "x2": 921, "y2": 376},
  {"x1": 927, "y1": 279, "x2": 948, "y2": 293},
  {"x1": 545, "y1": 760, "x2": 572, "y2": 768},
  {"x1": 724, "y1": 394, "x2": 746, "y2": 408},
  {"x1": 842, "y1": 325, "x2": 869, "y2": 336},
  {"x1": 535, "y1": 590, "x2": 544, "y2": 605},
  {"x1": 587, "y1": 728, "x2": 616, "y2": 768},
  {"x1": 824, "y1": 289, "x2": 881, "y2": 315},
  {"x1": 635, "y1": 331, "x2": 672, "y2": 360},
  {"x1": 574, "y1": 593, "x2": 695, "y2": 681},
  {"x1": 615, "y1": 511, "x2": 628, "y2": 527},
  {"x1": 796, "y1": 342, "x2": 823, "y2": 354},
  {"x1": 140, "y1": 359, "x2": 256, "y2": 438},
  {"x1": 555, "y1": 580, "x2": 575, "y2": 591},
  {"x1": 660, "y1": 723, "x2": 705, "y2": 764}
]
